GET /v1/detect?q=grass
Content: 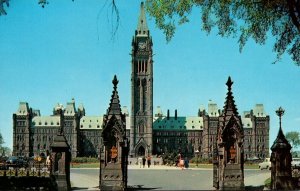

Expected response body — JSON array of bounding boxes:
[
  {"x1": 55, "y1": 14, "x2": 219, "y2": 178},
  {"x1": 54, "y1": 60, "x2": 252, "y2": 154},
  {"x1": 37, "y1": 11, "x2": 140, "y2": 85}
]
[{"x1": 71, "y1": 163, "x2": 99, "y2": 168}]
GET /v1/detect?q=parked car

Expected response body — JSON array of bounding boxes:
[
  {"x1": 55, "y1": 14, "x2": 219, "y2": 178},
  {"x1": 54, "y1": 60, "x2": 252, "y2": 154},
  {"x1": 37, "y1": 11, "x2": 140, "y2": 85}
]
[
  {"x1": 6, "y1": 156, "x2": 28, "y2": 168},
  {"x1": 258, "y1": 158, "x2": 271, "y2": 170},
  {"x1": 0, "y1": 156, "x2": 8, "y2": 170},
  {"x1": 292, "y1": 158, "x2": 300, "y2": 168}
]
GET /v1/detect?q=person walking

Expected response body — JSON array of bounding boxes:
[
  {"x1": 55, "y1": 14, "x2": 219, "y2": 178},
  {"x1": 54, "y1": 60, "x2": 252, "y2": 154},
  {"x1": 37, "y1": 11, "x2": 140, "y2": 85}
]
[
  {"x1": 147, "y1": 155, "x2": 151, "y2": 168},
  {"x1": 138, "y1": 156, "x2": 142, "y2": 168},
  {"x1": 142, "y1": 156, "x2": 146, "y2": 168}
]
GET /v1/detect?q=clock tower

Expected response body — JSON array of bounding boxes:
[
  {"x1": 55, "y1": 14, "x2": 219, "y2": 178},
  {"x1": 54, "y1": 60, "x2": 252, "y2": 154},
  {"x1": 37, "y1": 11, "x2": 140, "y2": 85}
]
[{"x1": 130, "y1": 2, "x2": 153, "y2": 157}]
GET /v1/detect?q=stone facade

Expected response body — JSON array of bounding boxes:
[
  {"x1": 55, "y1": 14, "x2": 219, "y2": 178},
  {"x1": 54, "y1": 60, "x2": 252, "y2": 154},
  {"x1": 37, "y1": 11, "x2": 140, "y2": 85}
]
[
  {"x1": 130, "y1": 2, "x2": 154, "y2": 157},
  {"x1": 12, "y1": 3, "x2": 269, "y2": 160},
  {"x1": 151, "y1": 103, "x2": 269, "y2": 160}
]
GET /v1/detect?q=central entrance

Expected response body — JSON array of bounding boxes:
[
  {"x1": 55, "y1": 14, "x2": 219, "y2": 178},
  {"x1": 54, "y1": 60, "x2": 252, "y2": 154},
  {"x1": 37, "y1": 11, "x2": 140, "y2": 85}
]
[{"x1": 137, "y1": 146, "x2": 145, "y2": 156}]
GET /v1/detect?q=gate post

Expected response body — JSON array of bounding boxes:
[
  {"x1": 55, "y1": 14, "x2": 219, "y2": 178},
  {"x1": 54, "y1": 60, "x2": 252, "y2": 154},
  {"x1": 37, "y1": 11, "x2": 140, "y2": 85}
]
[
  {"x1": 271, "y1": 107, "x2": 294, "y2": 190},
  {"x1": 99, "y1": 75, "x2": 129, "y2": 191},
  {"x1": 213, "y1": 142, "x2": 219, "y2": 189},
  {"x1": 50, "y1": 108, "x2": 71, "y2": 191},
  {"x1": 215, "y1": 77, "x2": 245, "y2": 190}
]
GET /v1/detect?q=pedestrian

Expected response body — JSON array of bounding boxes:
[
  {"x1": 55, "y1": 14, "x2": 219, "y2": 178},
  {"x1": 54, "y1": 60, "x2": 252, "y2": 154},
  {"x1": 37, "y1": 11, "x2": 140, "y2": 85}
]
[
  {"x1": 142, "y1": 156, "x2": 146, "y2": 168},
  {"x1": 147, "y1": 155, "x2": 151, "y2": 168},
  {"x1": 184, "y1": 157, "x2": 189, "y2": 169},
  {"x1": 138, "y1": 156, "x2": 142, "y2": 168}
]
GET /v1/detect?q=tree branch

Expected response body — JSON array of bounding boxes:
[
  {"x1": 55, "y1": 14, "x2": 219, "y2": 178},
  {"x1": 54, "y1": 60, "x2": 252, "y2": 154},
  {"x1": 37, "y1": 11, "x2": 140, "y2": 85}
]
[{"x1": 287, "y1": 0, "x2": 300, "y2": 33}]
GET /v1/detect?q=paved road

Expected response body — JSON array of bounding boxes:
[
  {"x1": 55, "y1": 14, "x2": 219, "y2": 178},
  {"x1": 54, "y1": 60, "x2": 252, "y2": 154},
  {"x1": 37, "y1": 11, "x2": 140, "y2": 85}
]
[{"x1": 71, "y1": 166, "x2": 270, "y2": 190}]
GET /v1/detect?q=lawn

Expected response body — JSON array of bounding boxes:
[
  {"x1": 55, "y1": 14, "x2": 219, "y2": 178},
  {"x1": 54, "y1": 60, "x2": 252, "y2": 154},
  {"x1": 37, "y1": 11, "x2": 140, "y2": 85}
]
[{"x1": 71, "y1": 163, "x2": 99, "y2": 168}]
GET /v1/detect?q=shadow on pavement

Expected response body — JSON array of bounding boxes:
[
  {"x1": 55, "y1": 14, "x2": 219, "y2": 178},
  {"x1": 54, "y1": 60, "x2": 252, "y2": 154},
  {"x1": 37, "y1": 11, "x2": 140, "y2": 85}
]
[
  {"x1": 127, "y1": 185, "x2": 161, "y2": 190},
  {"x1": 245, "y1": 185, "x2": 265, "y2": 191},
  {"x1": 71, "y1": 187, "x2": 90, "y2": 190}
]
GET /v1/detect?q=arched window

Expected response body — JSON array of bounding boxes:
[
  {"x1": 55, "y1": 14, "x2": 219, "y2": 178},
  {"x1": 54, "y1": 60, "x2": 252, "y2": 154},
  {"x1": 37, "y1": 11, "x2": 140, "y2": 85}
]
[{"x1": 138, "y1": 121, "x2": 145, "y2": 135}]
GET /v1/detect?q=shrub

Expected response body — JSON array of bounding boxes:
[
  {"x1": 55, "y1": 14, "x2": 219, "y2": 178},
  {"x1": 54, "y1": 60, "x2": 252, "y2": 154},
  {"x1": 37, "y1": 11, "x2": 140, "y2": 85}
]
[
  {"x1": 72, "y1": 157, "x2": 98, "y2": 163},
  {"x1": 189, "y1": 157, "x2": 212, "y2": 164}
]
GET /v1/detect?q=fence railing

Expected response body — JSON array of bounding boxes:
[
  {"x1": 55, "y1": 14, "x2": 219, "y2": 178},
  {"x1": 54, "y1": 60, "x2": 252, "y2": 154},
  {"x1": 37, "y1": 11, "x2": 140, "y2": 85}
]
[{"x1": 0, "y1": 161, "x2": 51, "y2": 177}]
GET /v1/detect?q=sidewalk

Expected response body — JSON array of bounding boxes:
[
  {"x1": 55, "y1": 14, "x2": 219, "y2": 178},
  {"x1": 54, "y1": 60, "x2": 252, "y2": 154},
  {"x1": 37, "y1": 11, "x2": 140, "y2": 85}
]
[{"x1": 128, "y1": 164, "x2": 210, "y2": 170}]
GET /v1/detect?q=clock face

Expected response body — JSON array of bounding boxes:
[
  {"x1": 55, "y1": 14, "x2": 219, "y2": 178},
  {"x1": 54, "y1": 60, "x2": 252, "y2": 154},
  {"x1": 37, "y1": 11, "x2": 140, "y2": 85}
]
[{"x1": 138, "y1": 42, "x2": 146, "y2": 50}]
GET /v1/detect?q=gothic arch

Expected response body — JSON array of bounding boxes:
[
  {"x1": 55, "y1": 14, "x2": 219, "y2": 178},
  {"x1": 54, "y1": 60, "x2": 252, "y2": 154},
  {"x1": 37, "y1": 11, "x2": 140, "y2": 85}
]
[{"x1": 134, "y1": 138, "x2": 148, "y2": 156}]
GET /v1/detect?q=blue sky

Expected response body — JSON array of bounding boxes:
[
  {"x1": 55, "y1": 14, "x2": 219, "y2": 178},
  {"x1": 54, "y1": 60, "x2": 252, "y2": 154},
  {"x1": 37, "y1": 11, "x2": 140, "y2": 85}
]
[{"x1": 0, "y1": 0, "x2": 299, "y2": 151}]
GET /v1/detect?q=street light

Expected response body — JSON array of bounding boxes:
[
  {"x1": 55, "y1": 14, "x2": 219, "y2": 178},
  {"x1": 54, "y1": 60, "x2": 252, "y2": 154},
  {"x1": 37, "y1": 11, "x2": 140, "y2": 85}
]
[{"x1": 195, "y1": 150, "x2": 199, "y2": 167}]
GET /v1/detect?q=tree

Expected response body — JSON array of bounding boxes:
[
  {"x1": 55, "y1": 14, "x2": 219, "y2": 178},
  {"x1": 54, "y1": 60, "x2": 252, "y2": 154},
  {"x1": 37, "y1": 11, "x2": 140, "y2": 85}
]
[
  {"x1": 0, "y1": 132, "x2": 11, "y2": 156},
  {"x1": 286, "y1": 131, "x2": 300, "y2": 150},
  {"x1": 145, "y1": 0, "x2": 300, "y2": 66}
]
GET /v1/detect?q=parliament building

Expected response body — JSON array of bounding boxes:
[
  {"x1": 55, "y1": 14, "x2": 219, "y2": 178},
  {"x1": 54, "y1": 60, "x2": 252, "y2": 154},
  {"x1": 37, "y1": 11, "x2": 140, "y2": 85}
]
[{"x1": 12, "y1": 3, "x2": 269, "y2": 160}]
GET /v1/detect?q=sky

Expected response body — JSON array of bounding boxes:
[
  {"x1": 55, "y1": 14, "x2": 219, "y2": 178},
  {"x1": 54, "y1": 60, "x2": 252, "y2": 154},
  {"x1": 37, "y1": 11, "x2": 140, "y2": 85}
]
[{"x1": 0, "y1": 0, "x2": 299, "y2": 151}]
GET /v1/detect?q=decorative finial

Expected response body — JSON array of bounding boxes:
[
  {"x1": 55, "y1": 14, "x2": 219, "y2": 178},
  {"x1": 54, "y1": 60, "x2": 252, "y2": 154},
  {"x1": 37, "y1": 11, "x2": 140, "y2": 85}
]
[
  {"x1": 226, "y1": 76, "x2": 233, "y2": 89},
  {"x1": 276, "y1": 106, "x2": 285, "y2": 117},
  {"x1": 276, "y1": 106, "x2": 285, "y2": 131},
  {"x1": 112, "y1": 75, "x2": 119, "y2": 87}
]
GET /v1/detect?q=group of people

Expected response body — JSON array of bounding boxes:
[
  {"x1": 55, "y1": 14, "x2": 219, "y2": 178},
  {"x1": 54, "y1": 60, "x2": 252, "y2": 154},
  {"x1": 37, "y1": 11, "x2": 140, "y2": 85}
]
[
  {"x1": 138, "y1": 155, "x2": 151, "y2": 168},
  {"x1": 176, "y1": 153, "x2": 189, "y2": 169}
]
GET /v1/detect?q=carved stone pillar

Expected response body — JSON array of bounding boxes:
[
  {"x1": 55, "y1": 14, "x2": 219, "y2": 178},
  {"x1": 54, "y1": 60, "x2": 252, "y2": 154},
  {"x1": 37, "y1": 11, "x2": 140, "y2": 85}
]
[
  {"x1": 99, "y1": 75, "x2": 129, "y2": 191},
  {"x1": 51, "y1": 109, "x2": 71, "y2": 191},
  {"x1": 271, "y1": 107, "x2": 294, "y2": 190}
]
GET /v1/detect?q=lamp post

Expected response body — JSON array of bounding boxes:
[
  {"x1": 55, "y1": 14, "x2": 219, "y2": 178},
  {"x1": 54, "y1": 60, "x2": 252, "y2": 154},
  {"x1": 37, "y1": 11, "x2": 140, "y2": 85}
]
[
  {"x1": 195, "y1": 150, "x2": 199, "y2": 167},
  {"x1": 276, "y1": 107, "x2": 284, "y2": 130}
]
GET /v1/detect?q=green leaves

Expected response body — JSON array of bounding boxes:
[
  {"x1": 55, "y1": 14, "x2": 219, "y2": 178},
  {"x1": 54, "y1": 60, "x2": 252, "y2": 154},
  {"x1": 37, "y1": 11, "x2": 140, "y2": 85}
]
[
  {"x1": 286, "y1": 131, "x2": 300, "y2": 150},
  {"x1": 146, "y1": 0, "x2": 300, "y2": 65},
  {"x1": 145, "y1": 0, "x2": 193, "y2": 41},
  {"x1": 0, "y1": 0, "x2": 9, "y2": 15}
]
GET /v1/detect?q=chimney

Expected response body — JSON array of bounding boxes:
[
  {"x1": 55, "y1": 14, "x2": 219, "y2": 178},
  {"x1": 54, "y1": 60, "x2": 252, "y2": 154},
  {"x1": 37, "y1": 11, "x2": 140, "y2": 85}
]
[
  {"x1": 175, "y1": 109, "x2": 177, "y2": 120},
  {"x1": 167, "y1": 109, "x2": 170, "y2": 120}
]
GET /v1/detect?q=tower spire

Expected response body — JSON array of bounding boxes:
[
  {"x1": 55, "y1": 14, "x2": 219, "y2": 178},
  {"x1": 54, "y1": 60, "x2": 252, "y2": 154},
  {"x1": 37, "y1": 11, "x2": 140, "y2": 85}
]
[
  {"x1": 136, "y1": 2, "x2": 149, "y2": 36},
  {"x1": 223, "y1": 76, "x2": 238, "y2": 116},
  {"x1": 107, "y1": 75, "x2": 122, "y2": 116}
]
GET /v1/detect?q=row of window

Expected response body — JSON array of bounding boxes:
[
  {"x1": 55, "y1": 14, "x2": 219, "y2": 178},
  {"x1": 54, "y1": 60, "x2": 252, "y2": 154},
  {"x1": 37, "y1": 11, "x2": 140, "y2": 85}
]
[
  {"x1": 154, "y1": 131, "x2": 202, "y2": 136},
  {"x1": 157, "y1": 120, "x2": 202, "y2": 124},
  {"x1": 17, "y1": 121, "x2": 26, "y2": 126},
  {"x1": 80, "y1": 125, "x2": 101, "y2": 128}
]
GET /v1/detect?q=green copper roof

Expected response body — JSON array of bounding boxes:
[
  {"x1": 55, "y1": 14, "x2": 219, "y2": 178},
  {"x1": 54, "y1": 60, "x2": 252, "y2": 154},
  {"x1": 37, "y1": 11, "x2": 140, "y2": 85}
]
[
  {"x1": 16, "y1": 102, "x2": 30, "y2": 115},
  {"x1": 208, "y1": 101, "x2": 219, "y2": 117},
  {"x1": 242, "y1": 117, "x2": 252, "y2": 129},
  {"x1": 78, "y1": 103, "x2": 85, "y2": 111},
  {"x1": 136, "y1": 2, "x2": 148, "y2": 37},
  {"x1": 80, "y1": 116, "x2": 130, "y2": 130},
  {"x1": 153, "y1": 116, "x2": 204, "y2": 131},
  {"x1": 32, "y1": 116, "x2": 60, "y2": 127},
  {"x1": 253, "y1": 104, "x2": 267, "y2": 117},
  {"x1": 64, "y1": 98, "x2": 76, "y2": 116}
]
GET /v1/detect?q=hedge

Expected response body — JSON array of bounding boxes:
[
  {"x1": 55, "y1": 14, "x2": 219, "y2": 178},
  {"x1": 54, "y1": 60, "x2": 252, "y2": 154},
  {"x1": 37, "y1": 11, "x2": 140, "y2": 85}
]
[{"x1": 71, "y1": 157, "x2": 98, "y2": 163}]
